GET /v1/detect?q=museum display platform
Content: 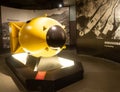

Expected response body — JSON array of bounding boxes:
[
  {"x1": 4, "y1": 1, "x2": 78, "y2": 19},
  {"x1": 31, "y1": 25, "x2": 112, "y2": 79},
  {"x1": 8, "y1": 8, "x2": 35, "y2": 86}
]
[{"x1": 5, "y1": 51, "x2": 83, "y2": 92}]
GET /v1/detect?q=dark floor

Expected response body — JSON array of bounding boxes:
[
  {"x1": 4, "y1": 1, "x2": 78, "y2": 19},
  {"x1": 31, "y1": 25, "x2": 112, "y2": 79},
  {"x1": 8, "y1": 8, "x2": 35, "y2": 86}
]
[
  {"x1": 0, "y1": 49, "x2": 120, "y2": 92},
  {"x1": 0, "y1": 54, "x2": 21, "y2": 92},
  {"x1": 59, "y1": 54, "x2": 120, "y2": 92}
]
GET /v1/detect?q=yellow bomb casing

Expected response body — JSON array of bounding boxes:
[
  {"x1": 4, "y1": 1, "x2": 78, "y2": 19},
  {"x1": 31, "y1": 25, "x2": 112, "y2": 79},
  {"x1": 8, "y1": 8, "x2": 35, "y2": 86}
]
[{"x1": 19, "y1": 17, "x2": 66, "y2": 57}]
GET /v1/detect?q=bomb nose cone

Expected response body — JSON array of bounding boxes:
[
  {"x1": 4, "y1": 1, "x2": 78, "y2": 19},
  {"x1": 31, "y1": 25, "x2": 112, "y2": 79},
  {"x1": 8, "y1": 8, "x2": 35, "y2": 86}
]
[{"x1": 47, "y1": 25, "x2": 66, "y2": 48}]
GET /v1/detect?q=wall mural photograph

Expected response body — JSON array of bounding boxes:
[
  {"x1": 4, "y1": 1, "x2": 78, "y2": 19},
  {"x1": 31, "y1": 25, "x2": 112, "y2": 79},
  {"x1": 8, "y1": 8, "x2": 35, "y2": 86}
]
[
  {"x1": 1, "y1": 22, "x2": 10, "y2": 49},
  {"x1": 76, "y1": 0, "x2": 120, "y2": 62},
  {"x1": 0, "y1": 6, "x2": 69, "y2": 53}
]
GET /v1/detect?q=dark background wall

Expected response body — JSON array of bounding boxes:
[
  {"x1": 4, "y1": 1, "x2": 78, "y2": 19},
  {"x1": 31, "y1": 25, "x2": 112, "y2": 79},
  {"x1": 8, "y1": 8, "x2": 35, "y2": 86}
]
[
  {"x1": 0, "y1": 6, "x2": 3, "y2": 51},
  {"x1": 76, "y1": 0, "x2": 120, "y2": 62},
  {"x1": 69, "y1": 5, "x2": 76, "y2": 46}
]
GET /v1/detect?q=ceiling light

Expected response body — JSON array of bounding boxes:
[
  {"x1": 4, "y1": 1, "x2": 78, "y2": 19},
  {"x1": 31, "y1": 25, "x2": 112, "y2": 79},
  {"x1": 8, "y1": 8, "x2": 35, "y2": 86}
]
[{"x1": 58, "y1": 4, "x2": 63, "y2": 8}]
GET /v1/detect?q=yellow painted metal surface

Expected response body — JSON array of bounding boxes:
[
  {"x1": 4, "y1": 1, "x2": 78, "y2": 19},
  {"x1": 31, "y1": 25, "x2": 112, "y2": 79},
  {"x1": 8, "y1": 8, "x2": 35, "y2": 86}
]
[
  {"x1": 9, "y1": 22, "x2": 25, "y2": 53},
  {"x1": 9, "y1": 17, "x2": 66, "y2": 57}
]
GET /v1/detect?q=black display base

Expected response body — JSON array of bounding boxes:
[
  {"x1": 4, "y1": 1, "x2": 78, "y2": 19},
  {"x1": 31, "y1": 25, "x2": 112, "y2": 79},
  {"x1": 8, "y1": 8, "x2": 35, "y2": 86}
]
[{"x1": 6, "y1": 55, "x2": 83, "y2": 92}]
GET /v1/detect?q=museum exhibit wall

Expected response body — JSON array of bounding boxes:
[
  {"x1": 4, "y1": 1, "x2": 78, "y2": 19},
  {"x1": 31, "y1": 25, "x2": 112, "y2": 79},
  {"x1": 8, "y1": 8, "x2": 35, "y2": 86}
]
[
  {"x1": 0, "y1": 6, "x2": 2, "y2": 50},
  {"x1": 0, "y1": 6, "x2": 69, "y2": 54},
  {"x1": 76, "y1": 0, "x2": 120, "y2": 62},
  {"x1": 69, "y1": 5, "x2": 76, "y2": 46}
]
